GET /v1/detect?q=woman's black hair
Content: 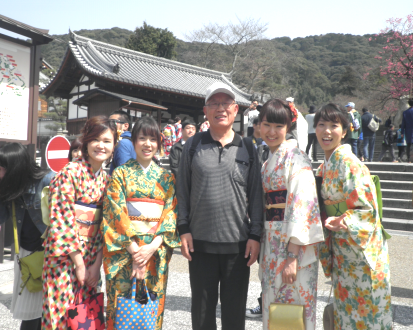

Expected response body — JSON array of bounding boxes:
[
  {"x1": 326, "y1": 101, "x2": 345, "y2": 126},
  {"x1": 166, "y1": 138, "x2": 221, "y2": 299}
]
[
  {"x1": 0, "y1": 143, "x2": 48, "y2": 202},
  {"x1": 258, "y1": 98, "x2": 295, "y2": 132},
  {"x1": 174, "y1": 116, "x2": 181, "y2": 123},
  {"x1": 313, "y1": 103, "x2": 350, "y2": 132},
  {"x1": 167, "y1": 119, "x2": 175, "y2": 125},
  {"x1": 68, "y1": 138, "x2": 82, "y2": 161},
  {"x1": 132, "y1": 116, "x2": 163, "y2": 156}
]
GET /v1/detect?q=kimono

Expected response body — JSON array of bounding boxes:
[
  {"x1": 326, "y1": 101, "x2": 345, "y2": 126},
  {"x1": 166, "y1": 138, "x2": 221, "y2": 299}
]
[
  {"x1": 102, "y1": 159, "x2": 180, "y2": 330},
  {"x1": 260, "y1": 139, "x2": 324, "y2": 330},
  {"x1": 174, "y1": 122, "x2": 182, "y2": 141},
  {"x1": 199, "y1": 121, "x2": 210, "y2": 132},
  {"x1": 42, "y1": 158, "x2": 108, "y2": 330},
  {"x1": 163, "y1": 124, "x2": 176, "y2": 156},
  {"x1": 316, "y1": 144, "x2": 392, "y2": 330}
]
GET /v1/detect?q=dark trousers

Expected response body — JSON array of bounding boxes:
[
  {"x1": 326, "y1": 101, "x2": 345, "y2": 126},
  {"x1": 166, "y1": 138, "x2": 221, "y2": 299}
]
[
  {"x1": 189, "y1": 251, "x2": 250, "y2": 330},
  {"x1": 379, "y1": 144, "x2": 395, "y2": 161},
  {"x1": 363, "y1": 135, "x2": 376, "y2": 161},
  {"x1": 357, "y1": 139, "x2": 364, "y2": 158},
  {"x1": 407, "y1": 143, "x2": 412, "y2": 162},
  {"x1": 398, "y1": 146, "x2": 406, "y2": 160},
  {"x1": 247, "y1": 127, "x2": 254, "y2": 137},
  {"x1": 305, "y1": 133, "x2": 318, "y2": 161},
  {"x1": 20, "y1": 318, "x2": 41, "y2": 330}
]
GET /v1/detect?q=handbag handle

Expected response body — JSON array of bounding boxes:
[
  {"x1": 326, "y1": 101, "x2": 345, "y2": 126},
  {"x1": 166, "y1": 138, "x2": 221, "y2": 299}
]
[
  {"x1": 131, "y1": 277, "x2": 151, "y2": 301},
  {"x1": 12, "y1": 201, "x2": 20, "y2": 256}
]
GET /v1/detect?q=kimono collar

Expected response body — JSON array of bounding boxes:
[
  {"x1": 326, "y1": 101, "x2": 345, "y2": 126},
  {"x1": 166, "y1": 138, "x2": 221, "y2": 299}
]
[
  {"x1": 324, "y1": 144, "x2": 349, "y2": 165},
  {"x1": 139, "y1": 161, "x2": 152, "y2": 174},
  {"x1": 80, "y1": 157, "x2": 102, "y2": 178}
]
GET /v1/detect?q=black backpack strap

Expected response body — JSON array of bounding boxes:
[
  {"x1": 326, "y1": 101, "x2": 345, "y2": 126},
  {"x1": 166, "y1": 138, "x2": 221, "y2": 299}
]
[
  {"x1": 189, "y1": 132, "x2": 204, "y2": 165},
  {"x1": 242, "y1": 137, "x2": 254, "y2": 166}
]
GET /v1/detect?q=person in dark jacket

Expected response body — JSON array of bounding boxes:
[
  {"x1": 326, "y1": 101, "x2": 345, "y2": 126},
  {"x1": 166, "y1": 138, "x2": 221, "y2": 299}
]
[
  {"x1": 169, "y1": 120, "x2": 196, "y2": 178},
  {"x1": 0, "y1": 143, "x2": 55, "y2": 330},
  {"x1": 401, "y1": 99, "x2": 413, "y2": 162},
  {"x1": 361, "y1": 107, "x2": 382, "y2": 162},
  {"x1": 108, "y1": 110, "x2": 135, "y2": 175},
  {"x1": 379, "y1": 124, "x2": 397, "y2": 162}
]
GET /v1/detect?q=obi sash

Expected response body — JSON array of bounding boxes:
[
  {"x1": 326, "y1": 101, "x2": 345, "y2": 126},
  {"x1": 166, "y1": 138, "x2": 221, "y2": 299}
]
[
  {"x1": 75, "y1": 201, "x2": 102, "y2": 240},
  {"x1": 126, "y1": 198, "x2": 164, "y2": 234},
  {"x1": 265, "y1": 189, "x2": 287, "y2": 221},
  {"x1": 323, "y1": 198, "x2": 391, "y2": 240}
]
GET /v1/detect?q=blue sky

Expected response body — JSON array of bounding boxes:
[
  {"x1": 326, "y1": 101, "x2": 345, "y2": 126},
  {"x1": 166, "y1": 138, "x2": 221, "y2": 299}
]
[{"x1": 1, "y1": 0, "x2": 412, "y2": 40}]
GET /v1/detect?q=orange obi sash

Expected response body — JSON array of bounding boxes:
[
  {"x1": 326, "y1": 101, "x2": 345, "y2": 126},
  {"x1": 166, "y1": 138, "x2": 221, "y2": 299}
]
[
  {"x1": 75, "y1": 201, "x2": 102, "y2": 240},
  {"x1": 126, "y1": 198, "x2": 165, "y2": 234}
]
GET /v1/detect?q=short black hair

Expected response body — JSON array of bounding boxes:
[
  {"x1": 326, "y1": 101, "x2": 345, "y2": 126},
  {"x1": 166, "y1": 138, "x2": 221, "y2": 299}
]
[
  {"x1": 110, "y1": 110, "x2": 131, "y2": 130},
  {"x1": 362, "y1": 107, "x2": 368, "y2": 113},
  {"x1": 259, "y1": 98, "x2": 293, "y2": 131},
  {"x1": 182, "y1": 120, "x2": 196, "y2": 129},
  {"x1": 174, "y1": 116, "x2": 181, "y2": 123},
  {"x1": 408, "y1": 99, "x2": 413, "y2": 107},
  {"x1": 68, "y1": 138, "x2": 82, "y2": 161},
  {"x1": 132, "y1": 116, "x2": 163, "y2": 156},
  {"x1": 313, "y1": 103, "x2": 350, "y2": 135},
  {"x1": 252, "y1": 117, "x2": 260, "y2": 125},
  {"x1": 167, "y1": 119, "x2": 175, "y2": 125}
]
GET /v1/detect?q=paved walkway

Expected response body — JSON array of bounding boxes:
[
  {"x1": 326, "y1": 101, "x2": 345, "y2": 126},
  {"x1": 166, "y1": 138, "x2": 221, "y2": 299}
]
[{"x1": 1, "y1": 230, "x2": 412, "y2": 330}]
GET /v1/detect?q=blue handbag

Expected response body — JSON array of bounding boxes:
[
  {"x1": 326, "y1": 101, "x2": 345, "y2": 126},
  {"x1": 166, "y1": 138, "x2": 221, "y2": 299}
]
[{"x1": 115, "y1": 278, "x2": 159, "y2": 330}]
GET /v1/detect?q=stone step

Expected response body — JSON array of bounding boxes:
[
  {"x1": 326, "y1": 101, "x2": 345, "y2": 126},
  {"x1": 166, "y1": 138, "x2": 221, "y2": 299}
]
[
  {"x1": 383, "y1": 207, "x2": 413, "y2": 220},
  {"x1": 380, "y1": 180, "x2": 413, "y2": 190},
  {"x1": 382, "y1": 217, "x2": 413, "y2": 232},
  {"x1": 382, "y1": 198, "x2": 413, "y2": 209},
  {"x1": 370, "y1": 171, "x2": 413, "y2": 181},
  {"x1": 381, "y1": 189, "x2": 412, "y2": 199}
]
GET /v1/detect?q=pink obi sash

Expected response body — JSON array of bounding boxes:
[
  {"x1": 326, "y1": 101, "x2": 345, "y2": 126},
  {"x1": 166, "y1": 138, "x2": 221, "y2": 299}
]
[
  {"x1": 126, "y1": 198, "x2": 165, "y2": 234},
  {"x1": 75, "y1": 201, "x2": 102, "y2": 241}
]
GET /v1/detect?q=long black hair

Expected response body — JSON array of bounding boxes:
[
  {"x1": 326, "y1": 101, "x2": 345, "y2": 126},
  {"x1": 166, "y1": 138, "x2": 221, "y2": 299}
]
[{"x1": 0, "y1": 143, "x2": 48, "y2": 202}]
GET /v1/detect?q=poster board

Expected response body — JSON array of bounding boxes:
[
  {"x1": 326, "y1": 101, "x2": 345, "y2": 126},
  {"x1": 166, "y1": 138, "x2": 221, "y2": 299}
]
[{"x1": 0, "y1": 38, "x2": 30, "y2": 141}]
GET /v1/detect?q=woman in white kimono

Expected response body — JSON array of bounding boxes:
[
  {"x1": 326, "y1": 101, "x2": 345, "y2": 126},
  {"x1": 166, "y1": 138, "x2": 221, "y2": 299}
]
[{"x1": 259, "y1": 99, "x2": 324, "y2": 330}]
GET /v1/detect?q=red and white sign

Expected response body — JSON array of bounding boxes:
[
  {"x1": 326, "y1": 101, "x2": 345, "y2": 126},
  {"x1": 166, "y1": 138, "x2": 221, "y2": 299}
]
[{"x1": 45, "y1": 135, "x2": 70, "y2": 173}]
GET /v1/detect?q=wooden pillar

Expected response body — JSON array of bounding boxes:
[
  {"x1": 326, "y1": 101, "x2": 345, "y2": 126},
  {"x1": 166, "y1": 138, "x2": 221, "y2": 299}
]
[{"x1": 157, "y1": 109, "x2": 161, "y2": 129}]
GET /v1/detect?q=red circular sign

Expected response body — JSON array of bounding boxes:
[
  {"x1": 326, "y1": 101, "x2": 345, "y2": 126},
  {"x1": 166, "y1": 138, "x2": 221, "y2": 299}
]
[{"x1": 45, "y1": 136, "x2": 70, "y2": 173}]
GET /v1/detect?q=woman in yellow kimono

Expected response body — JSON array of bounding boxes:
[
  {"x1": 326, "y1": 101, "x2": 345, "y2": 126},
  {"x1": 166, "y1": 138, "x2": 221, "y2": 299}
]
[
  {"x1": 314, "y1": 103, "x2": 392, "y2": 330},
  {"x1": 102, "y1": 116, "x2": 180, "y2": 330}
]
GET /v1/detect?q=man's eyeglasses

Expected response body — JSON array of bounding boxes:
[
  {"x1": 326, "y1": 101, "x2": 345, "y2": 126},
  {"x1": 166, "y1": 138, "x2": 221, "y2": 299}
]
[
  {"x1": 205, "y1": 101, "x2": 236, "y2": 110},
  {"x1": 109, "y1": 119, "x2": 126, "y2": 124}
]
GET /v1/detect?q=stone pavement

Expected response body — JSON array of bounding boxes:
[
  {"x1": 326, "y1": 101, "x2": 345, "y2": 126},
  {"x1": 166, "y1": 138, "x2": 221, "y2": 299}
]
[{"x1": 1, "y1": 230, "x2": 412, "y2": 330}]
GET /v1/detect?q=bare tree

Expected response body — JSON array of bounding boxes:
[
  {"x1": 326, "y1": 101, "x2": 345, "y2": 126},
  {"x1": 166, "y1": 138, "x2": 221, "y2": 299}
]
[{"x1": 184, "y1": 17, "x2": 268, "y2": 78}]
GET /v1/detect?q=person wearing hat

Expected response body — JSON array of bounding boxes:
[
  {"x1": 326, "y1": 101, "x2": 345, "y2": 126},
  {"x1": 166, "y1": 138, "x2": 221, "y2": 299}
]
[
  {"x1": 305, "y1": 105, "x2": 318, "y2": 161},
  {"x1": 345, "y1": 102, "x2": 362, "y2": 155},
  {"x1": 286, "y1": 97, "x2": 308, "y2": 153},
  {"x1": 177, "y1": 82, "x2": 263, "y2": 329}
]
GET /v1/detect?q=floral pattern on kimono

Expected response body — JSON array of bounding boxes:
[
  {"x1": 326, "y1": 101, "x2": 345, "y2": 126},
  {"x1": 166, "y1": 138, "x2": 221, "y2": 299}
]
[
  {"x1": 102, "y1": 159, "x2": 180, "y2": 330},
  {"x1": 260, "y1": 139, "x2": 324, "y2": 330},
  {"x1": 174, "y1": 122, "x2": 182, "y2": 141},
  {"x1": 42, "y1": 158, "x2": 108, "y2": 330},
  {"x1": 316, "y1": 144, "x2": 392, "y2": 330},
  {"x1": 163, "y1": 124, "x2": 176, "y2": 156}
]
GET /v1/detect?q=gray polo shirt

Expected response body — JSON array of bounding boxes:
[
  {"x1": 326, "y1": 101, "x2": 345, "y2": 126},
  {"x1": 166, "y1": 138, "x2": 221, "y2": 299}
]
[{"x1": 177, "y1": 131, "x2": 263, "y2": 254}]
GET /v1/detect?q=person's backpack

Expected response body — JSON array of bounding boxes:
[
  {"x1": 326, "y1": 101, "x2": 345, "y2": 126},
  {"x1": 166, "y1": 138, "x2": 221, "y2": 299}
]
[
  {"x1": 367, "y1": 115, "x2": 380, "y2": 132},
  {"x1": 383, "y1": 129, "x2": 396, "y2": 145},
  {"x1": 188, "y1": 132, "x2": 254, "y2": 169},
  {"x1": 350, "y1": 111, "x2": 360, "y2": 131}
]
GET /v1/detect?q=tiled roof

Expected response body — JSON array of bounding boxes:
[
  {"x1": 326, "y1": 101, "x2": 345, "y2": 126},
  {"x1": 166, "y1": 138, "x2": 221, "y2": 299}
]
[
  {"x1": 73, "y1": 88, "x2": 167, "y2": 110},
  {"x1": 0, "y1": 15, "x2": 53, "y2": 44},
  {"x1": 44, "y1": 31, "x2": 251, "y2": 106}
]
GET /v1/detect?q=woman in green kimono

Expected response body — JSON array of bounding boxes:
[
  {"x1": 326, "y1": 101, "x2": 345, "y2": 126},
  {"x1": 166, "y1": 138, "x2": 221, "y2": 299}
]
[
  {"x1": 102, "y1": 116, "x2": 180, "y2": 330},
  {"x1": 314, "y1": 103, "x2": 392, "y2": 330}
]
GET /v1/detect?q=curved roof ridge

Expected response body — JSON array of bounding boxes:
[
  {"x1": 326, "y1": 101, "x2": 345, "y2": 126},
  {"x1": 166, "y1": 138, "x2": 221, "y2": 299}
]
[
  {"x1": 86, "y1": 41, "x2": 120, "y2": 74},
  {"x1": 70, "y1": 31, "x2": 231, "y2": 78}
]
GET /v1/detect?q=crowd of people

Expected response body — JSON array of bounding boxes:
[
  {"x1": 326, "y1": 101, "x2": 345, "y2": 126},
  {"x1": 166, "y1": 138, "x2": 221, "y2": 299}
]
[{"x1": 0, "y1": 81, "x2": 396, "y2": 330}]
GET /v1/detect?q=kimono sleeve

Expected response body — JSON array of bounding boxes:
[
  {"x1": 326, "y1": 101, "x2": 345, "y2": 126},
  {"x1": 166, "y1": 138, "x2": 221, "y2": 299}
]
[
  {"x1": 45, "y1": 165, "x2": 80, "y2": 257},
  {"x1": 155, "y1": 172, "x2": 180, "y2": 249},
  {"x1": 284, "y1": 151, "x2": 324, "y2": 246},
  {"x1": 340, "y1": 157, "x2": 379, "y2": 251},
  {"x1": 101, "y1": 167, "x2": 133, "y2": 252}
]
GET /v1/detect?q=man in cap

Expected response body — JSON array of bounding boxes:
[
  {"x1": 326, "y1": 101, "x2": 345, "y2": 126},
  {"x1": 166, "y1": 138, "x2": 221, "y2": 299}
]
[
  {"x1": 345, "y1": 102, "x2": 362, "y2": 155},
  {"x1": 169, "y1": 120, "x2": 196, "y2": 178},
  {"x1": 286, "y1": 97, "x2": 308, "y2": 152},
  {"x1": 177, "y1": 82, "x2": 263, "y2": 329},
  {"x1": 244, "y1": 100, "x2": 259, "y2": 137}
]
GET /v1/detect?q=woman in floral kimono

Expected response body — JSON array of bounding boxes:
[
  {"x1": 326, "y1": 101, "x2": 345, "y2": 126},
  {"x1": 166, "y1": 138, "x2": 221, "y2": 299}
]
[
  {"x1": 42, "y1": 116, "x2": 117, "y2": 329},
  {"x1": 314, "y1": 103, "x2": 392, "y2": 329},
  {"x1": 102, "y1": 116, "x2": 180, "y2": 330},
  {"x1": 162, "y1": 119, "x2": 176, "y2": 156},
  {"x1": 174, "y1": 116, "x2": 182, "y2": 142},
  {"x1": 259, "y1": 99, "x2": 324, "y2": 330}
]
